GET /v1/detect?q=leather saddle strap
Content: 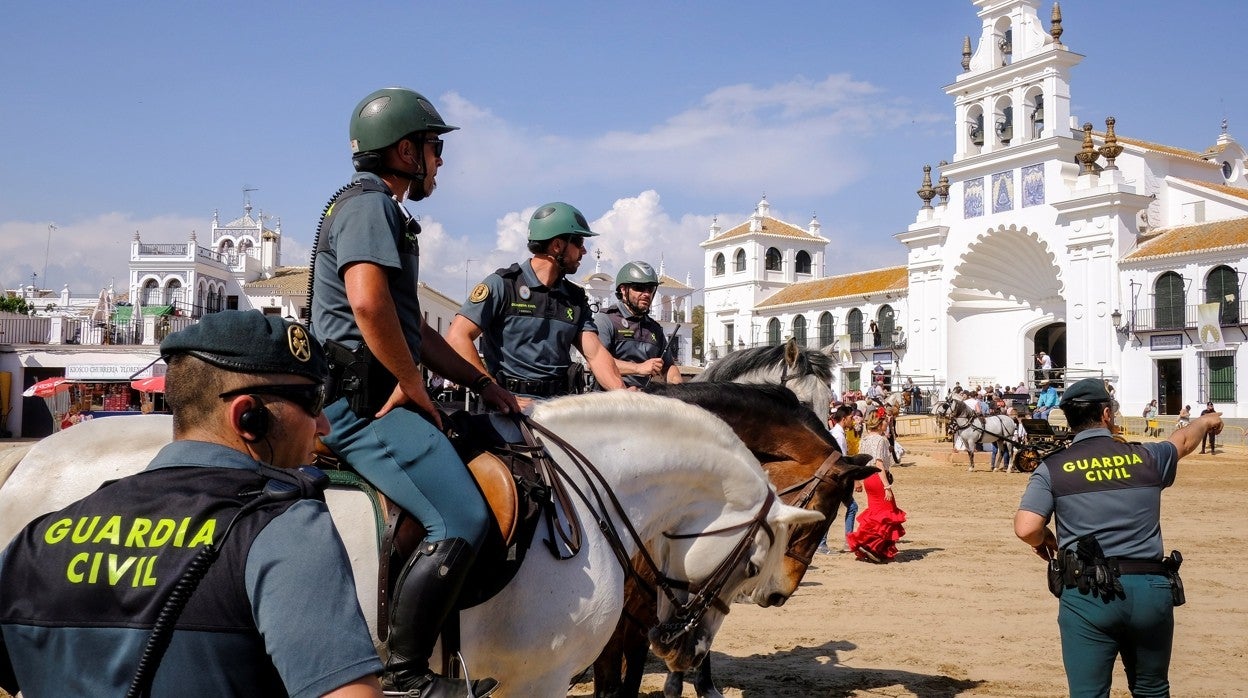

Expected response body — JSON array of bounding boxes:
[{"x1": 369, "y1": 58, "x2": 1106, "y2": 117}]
[
  {"x1": 376, "y1": 495, "x2": 403, "y2": 643},
  {"x1": 518, "y1": 418, "x2": 583, "y2": 558}
]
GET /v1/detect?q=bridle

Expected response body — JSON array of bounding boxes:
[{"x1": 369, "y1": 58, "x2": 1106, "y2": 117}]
[
  {"x1": 773, "y1": 450, "x2": 846, "y2": 567},
  {"x1": 522, "y1": 416, "x2": 777, "y2": 647}
]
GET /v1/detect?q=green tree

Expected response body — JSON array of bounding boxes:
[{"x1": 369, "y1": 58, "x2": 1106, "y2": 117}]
[
  {"x1": 0, "y1": 295, "x2": 31, "y2": 315},
  {"x1": 692, "y1": 305, "x2": 704, "y2": 362}
]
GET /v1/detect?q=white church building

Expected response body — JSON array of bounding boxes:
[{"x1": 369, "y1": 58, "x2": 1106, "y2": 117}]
[{"x1": 702, "y1": 0, "x2": 1247, "y2": 418}]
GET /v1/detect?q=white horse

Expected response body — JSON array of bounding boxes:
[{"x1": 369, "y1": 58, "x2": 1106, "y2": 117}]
[
  {"x1": 0, "y1": 391, "x2": 822, "y2": 697},
  {"x1": 696, "y1": 338, "x2": 834, "y2": 425},
  {"x1": 933, "y1": 397, "x2": 1018, "y2": 473}
]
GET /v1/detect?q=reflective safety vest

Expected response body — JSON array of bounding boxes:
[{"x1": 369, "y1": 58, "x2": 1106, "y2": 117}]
[{"x1": 0, "y1": 466, "x2": 299, "y2": 694}]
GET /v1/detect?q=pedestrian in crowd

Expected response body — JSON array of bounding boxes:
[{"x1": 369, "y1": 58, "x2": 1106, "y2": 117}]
[
  {"x1": 1015, "y1": 378, "x2": 1222, "y2": 697},
  {"x1": 846, "y1": 408, "x2": 907, "y2": 563},
  {"x1": 1200, "y1": 401, "x2": 1218, "y2": 454},
  {"x1": 1143, "y1": 399, "x2": 1160, "y2": 438},
  {"x1": 311, "y1": 87, "x2": 514, "y2": 696},
  {"x1": 1036, "y1": 351, "x2": 1053, "y2": 381},
  {"x1": 1176, "y1": 405, "x2": 1191, "y2": 430},
  {"x1": 1033, "y1": 380, "x2": 1059, "y2": 420},
  {"x1": 0, "y1": 312, "x2": 386, "y2": 697},
  {"x1": 594, "y1": 260, "x2": 682, "y2": 389},
  {"x1": 448, "y1": 202, "x2": 626, "y2": 408},
  {"x1": 870, "y1": 320, "x2": 881, "y2": 348},
  {"x1": 820, "y1": 405, "x2": 857, "y2": 554},
  {"x1": 847, "y1": 410, "x2": 864, "y2": 456}
]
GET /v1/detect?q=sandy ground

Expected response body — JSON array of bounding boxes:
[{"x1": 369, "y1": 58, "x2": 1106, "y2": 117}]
[{"x1": 569, "y1": 431, "x2": 1248, "y2": 698}]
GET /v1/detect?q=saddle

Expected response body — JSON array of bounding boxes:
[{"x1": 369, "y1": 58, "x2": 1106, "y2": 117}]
[{"x1": 311, "y1": 409, "x2": 581, "y2": 643}]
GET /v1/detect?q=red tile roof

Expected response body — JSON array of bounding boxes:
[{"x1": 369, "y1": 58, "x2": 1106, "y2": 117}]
[{"x1": 757, "y1": 266, "x2": 908, "y2": 308}]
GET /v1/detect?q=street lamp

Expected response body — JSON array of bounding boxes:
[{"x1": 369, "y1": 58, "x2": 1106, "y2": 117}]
[{"x1": 1111, "y1": 309, "x2": 1130, "y2": 337}]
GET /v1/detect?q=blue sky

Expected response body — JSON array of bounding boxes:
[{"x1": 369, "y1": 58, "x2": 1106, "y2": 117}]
[{"x1": 3, "y1": 1, "x2": 1245, "y2": 303}]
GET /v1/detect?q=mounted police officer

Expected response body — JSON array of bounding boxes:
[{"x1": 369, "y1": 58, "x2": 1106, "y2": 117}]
[
  {"x1": 594, "y1": 260, "x2": 683, "y2": 389},
  {"x1": 0, "y1": 311, "x2": 385, "y2": 697},
  {"x1": 447, "y1": 202, "x2": 626, "y2": 408},
  {"x1": 311, "y1": 87, "x2": 514, "y2": 697},
  {"x1": 1014, "y1": 377, "x2": 1223, "y2": 698}
]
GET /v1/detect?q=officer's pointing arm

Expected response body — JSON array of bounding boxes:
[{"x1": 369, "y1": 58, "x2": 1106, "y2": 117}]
[{"x1": 1168, "y1": 412, "x2": 1222, "y2": 458}]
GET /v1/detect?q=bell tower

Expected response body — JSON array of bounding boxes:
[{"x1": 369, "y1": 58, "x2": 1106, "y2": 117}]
[{"x1": 948, "y1": 0, "x2": 1081, "y2": 162}]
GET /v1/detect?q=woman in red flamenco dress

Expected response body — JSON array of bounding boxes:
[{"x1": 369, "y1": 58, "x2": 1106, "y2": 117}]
[{"x1": 846, "y1": 408, "x2": 907, "y2": 562}]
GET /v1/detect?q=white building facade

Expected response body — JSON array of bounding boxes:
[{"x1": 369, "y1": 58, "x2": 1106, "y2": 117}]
[{"x1": 703, "y1": 0, "x2": 1248, "y2": 417}]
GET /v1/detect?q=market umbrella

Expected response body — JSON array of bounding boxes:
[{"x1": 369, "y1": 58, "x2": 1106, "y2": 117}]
[
  {"x1": 23, "y1": 376, "x2": 69, "y2": 398},
  {"x1": 130, "y1": 375, "x2": 166, "y2": 393}
]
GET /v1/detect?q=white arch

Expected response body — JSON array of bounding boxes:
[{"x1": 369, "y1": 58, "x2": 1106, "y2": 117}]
[{"x1": 949, "y1": 224, "x2": 1063, "y2": 308}]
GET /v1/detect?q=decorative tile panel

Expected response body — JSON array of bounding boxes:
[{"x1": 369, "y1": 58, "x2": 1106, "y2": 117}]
[
  {"x1": 992, "y1": 171, "x2": 1014, "y2": 214},
  {"x1": 964, "y1": 177, "x2": 984, "y2": 218},
  {"x1": 1022, "y1": 164, "x2": 1045, "y2": 207}
]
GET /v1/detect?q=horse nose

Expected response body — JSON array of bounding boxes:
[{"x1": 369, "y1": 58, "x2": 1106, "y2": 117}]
[{"x1": 767, "y1": 592, "x2": 788, "y2": 607}]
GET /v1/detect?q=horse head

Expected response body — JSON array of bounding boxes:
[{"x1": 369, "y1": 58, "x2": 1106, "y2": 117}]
[
  {"x1": 646, "y1": 494, "x2": 823, "y2": 671},
  {"x1": 694, "y1": 339, "x2": 834, "y2": 424}
]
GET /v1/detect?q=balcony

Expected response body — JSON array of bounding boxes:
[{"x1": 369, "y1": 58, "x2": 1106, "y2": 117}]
[{"x1": 1121, "y1": 300, "x2": 1245, "y2": 334}]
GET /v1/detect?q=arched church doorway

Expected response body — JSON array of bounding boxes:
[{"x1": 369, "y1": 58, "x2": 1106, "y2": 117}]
[{"x1": 1034, "y1": 322, "x2": 1066, "y2": 386}]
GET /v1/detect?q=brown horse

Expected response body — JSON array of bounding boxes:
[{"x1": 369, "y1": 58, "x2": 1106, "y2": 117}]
[{"x1": 591, "y1": 382, "x2": 877, "y2": 698}]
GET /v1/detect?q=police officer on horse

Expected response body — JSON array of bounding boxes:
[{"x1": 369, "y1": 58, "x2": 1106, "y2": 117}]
[
  {"x1": 594, "y1": 260, "x2": 682, "y2": 389},
  {"x1": 447, "y1": 202, "x2": 626, "y2": 406}
]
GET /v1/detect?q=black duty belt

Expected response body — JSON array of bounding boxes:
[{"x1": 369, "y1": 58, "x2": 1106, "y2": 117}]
[
  {"x1": 1113, "y1": 559, "x2": 1170, "y2": 575},
  {"x1": 500, "y1": 375, "x2": 569, "y2": 398}
]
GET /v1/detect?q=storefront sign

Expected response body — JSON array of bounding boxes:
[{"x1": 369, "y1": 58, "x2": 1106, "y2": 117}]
[
  {"x1": 1149, "y1": 334, "x2": 1183, "y2": 351},
  {"x1": 65, "y1": 364, "x2": 163, "y2": 381}
]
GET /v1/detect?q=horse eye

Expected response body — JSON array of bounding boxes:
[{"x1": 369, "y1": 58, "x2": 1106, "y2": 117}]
[{"x1": 746, "y1": 562, "x2": 760, "y2": 577}]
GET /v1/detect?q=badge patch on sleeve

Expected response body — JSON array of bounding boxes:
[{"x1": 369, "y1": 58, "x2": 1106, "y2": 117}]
[{"x1": 469, "y1": 283, "x2": 490, "y2": 303}]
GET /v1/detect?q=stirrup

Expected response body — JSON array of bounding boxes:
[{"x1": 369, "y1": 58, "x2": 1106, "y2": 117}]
[{"x1": 383, "y1": 651, "x2": 499, "y2": 698}]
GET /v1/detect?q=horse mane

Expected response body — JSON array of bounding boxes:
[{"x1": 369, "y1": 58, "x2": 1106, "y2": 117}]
[
  {"x1": 531, "y1": 391, "x2": 767, "y2": 492},
  {"x1": 646, "y1": 382, "x2": 836, "y2": 449},
  {"x1": 696, "y1": 345, "x2": 834, "y2": 384}
]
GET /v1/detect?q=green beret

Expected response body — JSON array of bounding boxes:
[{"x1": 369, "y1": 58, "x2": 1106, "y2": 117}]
[
  {"x1": 160, "y1": 311, "x2": 327, "y2": 382},
  {"x1": 1059, "y1": 378, "x2": 1111, "y2": 407}
]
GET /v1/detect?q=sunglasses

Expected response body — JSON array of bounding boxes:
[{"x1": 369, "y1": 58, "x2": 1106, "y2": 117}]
[
  {"x1": 424, "y1": 138, "x2": 444, "y2": 158},
  {"x1": 565, "y1": 235, "x2": 586, "y2": 248},
  {"x1": 628, "y1": 283, "x2": 659, "y2": 294},
  {"x1": 220, "y1": 382, "x2": 327, "y2": 417}
]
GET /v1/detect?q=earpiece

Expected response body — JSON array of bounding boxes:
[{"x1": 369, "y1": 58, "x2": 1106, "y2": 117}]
[{"x1": 238, "y1": 398, "x2": 270, "y2": 442}]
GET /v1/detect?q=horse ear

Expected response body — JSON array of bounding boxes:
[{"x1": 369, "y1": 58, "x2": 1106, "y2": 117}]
[
  {"x1": 783, "y1": 337, "x2": 799, "y2": 366},
  {"x1": 771, "y1": 501, "x2": 825, "y2": 526},
  {"x1": 848, "y1": 464, "x2": 881, "y2": 481},
  {"x1": 843, "y1": 454, "x2": 874, "y2": 467}
]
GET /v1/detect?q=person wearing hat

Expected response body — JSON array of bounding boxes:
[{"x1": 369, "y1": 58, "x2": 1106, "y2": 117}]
[
  {"x1": 447, "y1": 201, "x2": 626, "y2": 406},
  {"x1": 0, "y1": 311, "x2": 385, "y2": 697},
  {"x1": 311, "y1": 88, "x2": 511, "y2": 696},
  {"x1": 1014, "y1": 377, "x2": 1223, "y2": 697},
  {"x1": 593, "y1": 260, "x2": 682, "y2": 389},
  {"x1": 1036, "y1": 351, "x2": 1053, "y2": 382},
  {"x1": 1032, "y1": 379, "x2": 1059, "y2": 420}
]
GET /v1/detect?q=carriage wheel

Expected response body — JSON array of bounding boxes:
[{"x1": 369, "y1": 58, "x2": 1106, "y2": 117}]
[{"x1": 1014, "y1": 447, "x2": 1042, "y2": 473}]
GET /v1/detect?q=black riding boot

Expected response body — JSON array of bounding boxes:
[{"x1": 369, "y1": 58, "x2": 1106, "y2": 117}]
[{"x1": 384, "y1": 537, "x2": 498, "y2": 698}]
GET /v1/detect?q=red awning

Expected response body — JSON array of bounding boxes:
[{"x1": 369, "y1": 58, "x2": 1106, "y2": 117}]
[
  {"x1": 22, "y1": 376, "x2": 69, "y2": 398},
  {"x1": 130, "y1": 375, "x2": 166, "y2": 393}
]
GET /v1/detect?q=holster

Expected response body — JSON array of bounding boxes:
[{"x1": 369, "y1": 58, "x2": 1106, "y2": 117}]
[
  {"x1": 1046, "y1": 552, "x2": 1065, "y2": 598},
  {"x1": 1164, "y1": 550, "x2": 1185, "y2": 606},
  {"x1": 324, "y1": 339, "x2": 399, "y2": 419},
  {"x1": 1062, "y1": 534, "x2": 1125, "y2": 600}
]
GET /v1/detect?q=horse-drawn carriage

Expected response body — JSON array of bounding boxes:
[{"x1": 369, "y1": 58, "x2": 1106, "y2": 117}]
[{"x1": 1012, "y1": 411, "x2": 1074, "y2": 473}]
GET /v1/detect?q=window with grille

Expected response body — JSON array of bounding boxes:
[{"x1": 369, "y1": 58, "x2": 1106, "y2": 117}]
[
  {"x1": 818, "y1": 312, "x2": 834, "y2": 348},
  {"x1": 1201, "y1": 351, "x2": 1235, "y2": 403},
  {"x1": 767, "y1": 318, "x2": 781, "y2": 346},
  {"x1": 733, "y1": 249, "x2": 746, "y2": 272},
  {"x1": 879, "y1": 305, "x2": 896, "y2": 341},
  {"x1": 1206, "y1": 265, "x2": 1240, "y2": 325},
  {"x1": 848, "y1": 309, "x2": 863, "y2": 348},
  {"x1": 796, "y1": 251, "x2": 812, "y2": 274},
  {"x1": 1153, "y1": 272, "x2": 1185, "y2": 329},
  {"x1": 713, "y1": 253, "x2": 725, "y2": 276},
  {"x1": 765, "y1": 247, "x2": 782, "y2": 271},
  {"x1": 792, "y1": 315, "x2": 807, "y2": 347}
]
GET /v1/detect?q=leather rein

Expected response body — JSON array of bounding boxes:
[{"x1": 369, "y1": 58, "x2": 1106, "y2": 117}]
[
  {"x1": 772, "y1": 450, "x2": 845, "y2": 567},
  {"x1": 522, "y1": 415, "x2": 777, "y2": 647}
]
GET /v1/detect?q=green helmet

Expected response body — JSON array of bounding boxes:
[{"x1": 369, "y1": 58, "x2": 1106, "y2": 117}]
[
  {"x1": 349, "y1": 87, "x2": 458, "y2": 155},
  {"x1": 527, "y1": 202, "x2": 598, "y2": 242},
  {"x1": 615, "y1": 261, "x2": 658, "y2": 288}
]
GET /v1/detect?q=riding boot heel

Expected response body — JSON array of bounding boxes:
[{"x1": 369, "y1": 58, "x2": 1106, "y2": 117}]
[{"x1": 385, "y1": 538, "x2": 499, "y2": 698}]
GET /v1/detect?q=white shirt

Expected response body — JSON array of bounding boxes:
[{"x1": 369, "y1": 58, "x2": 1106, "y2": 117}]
[{"x1": 830, "y1": 423, "x2": 849, "y2": 454}]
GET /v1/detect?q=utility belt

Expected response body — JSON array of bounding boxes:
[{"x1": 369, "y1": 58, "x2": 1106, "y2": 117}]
[
  {"x1": 1047, "y1": 535, "x2": 1184, "y2": 606},
  {"x1": 324, "y1": 339, "x2": 399, "y2": 418},
  {"x1": 498, "y1": 374, "x2": 570, "y2": 398}
]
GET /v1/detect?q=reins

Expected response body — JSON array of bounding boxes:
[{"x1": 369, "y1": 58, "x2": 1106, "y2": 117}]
[{"x1": 522, "y1": 415, "x2": 776, "y2": 647}]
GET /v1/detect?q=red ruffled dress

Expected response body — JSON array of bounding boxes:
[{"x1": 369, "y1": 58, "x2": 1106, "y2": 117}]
[{"x1": 846, "y1": 433, "x2": 907, "y2": 562}]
